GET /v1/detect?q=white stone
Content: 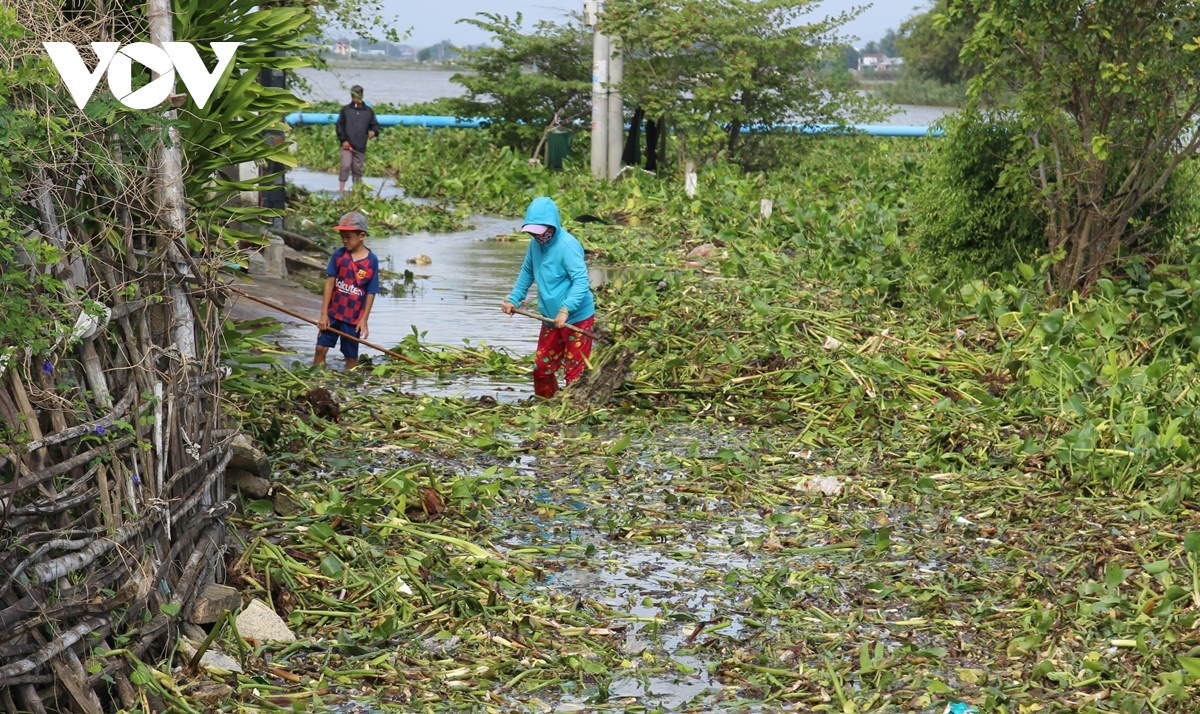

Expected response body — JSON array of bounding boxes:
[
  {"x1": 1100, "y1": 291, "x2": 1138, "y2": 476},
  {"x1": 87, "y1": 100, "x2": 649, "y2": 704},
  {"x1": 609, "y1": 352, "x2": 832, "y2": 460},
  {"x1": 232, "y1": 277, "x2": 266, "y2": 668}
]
[
  {"x1": 235, "y1": 599, "x2": 295, "y2": 643},
  {"x1": 179, "y1": 639, "x2": 244, "y2": 674}
]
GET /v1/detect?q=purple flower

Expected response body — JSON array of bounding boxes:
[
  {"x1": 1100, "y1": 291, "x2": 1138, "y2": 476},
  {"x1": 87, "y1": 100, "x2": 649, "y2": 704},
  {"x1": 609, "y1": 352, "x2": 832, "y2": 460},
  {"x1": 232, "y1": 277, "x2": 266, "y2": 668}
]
[
  {"x1": 95, "y1": 425, "x2": 106, "y2": 436},
  {"x1": 131, "y1": 473, "x2": 140, "y2": 485},
  {"x1": 42, "y1": 361, "x2": 52, "y2": 374}
]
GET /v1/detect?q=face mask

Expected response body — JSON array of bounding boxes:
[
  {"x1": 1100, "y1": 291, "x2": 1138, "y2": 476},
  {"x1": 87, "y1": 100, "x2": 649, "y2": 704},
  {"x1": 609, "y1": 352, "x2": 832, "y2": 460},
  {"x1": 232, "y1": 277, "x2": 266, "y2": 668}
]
[{"x1": 534, "y1": 227, "x2": 556, "y2": 245}]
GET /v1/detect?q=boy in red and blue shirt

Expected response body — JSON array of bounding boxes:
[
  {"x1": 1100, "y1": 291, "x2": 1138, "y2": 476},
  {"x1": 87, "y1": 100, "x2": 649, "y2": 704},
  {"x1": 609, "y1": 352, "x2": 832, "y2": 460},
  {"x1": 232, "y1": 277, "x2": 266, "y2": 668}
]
[{"x1": 315, "y1": 211, "x2": 380, "y2": 369}]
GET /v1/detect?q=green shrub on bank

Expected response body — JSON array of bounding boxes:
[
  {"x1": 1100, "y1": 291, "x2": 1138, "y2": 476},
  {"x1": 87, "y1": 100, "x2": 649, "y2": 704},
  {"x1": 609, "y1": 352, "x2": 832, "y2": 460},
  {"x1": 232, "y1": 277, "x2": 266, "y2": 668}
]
[
  {"x1": 909, "y1": 111, "x2": 1200, "y2": 281},
  {"x1": 0, "y1": 212, "x2": 70, "y2": 359},
  {"x1": 908, "y1": 110, "x2": 1046, "y2": 280}
]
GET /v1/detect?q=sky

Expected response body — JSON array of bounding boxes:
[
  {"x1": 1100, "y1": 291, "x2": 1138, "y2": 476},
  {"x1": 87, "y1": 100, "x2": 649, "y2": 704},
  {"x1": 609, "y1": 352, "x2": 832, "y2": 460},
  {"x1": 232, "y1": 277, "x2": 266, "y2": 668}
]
[{"x1": 386, "y1": 1, "x2": 933, "y2": 49}]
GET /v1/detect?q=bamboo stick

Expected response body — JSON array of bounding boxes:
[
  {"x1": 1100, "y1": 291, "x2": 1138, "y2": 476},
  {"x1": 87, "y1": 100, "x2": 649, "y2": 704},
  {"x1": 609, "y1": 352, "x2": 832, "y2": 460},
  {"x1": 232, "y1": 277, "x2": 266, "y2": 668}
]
[
  {"x1": 0, "y1": 618, "x2": 108, "y2": 684},
  {"x1": 95, "y1": 463, "x2": 115, "y2": 533},
  {"x1": 22, "y1": 384, "x2": 136, "y2": 452},
  {"x1": 17, "y1": 683, "x2": 47, "y2": 714},
  {"x1": 229, "y1": 288, "x2": 434, "y2": 368},
  {"x1": 8, "y1": 371, "x2": 46, "y2": 470},
  {"x1": 147, "y1": 0, "x2": 198, "y2": 360},
  {"x1": 48, "y1": 650, "x2": 103, "y2": 714},
  {"x1": 512, "y1": 308, "x2": 605, "y2": 342}
]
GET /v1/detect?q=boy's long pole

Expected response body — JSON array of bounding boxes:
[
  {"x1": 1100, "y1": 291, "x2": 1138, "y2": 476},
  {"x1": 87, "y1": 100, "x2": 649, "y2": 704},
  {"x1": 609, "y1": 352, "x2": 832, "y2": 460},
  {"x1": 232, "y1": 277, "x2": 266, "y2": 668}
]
[
  {"x1": 512, "y1": 308, "x2": 605, "y2": 342},
  {"x1": 229, "y1": 288, "x2": 432, "y2": 369}
]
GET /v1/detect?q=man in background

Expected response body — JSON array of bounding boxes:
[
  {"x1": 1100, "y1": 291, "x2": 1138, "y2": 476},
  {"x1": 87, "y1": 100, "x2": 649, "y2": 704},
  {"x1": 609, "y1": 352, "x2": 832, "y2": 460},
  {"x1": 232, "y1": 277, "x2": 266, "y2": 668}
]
[{"x1": 335, "y1": 85, "x2": 381, "y2": 194}]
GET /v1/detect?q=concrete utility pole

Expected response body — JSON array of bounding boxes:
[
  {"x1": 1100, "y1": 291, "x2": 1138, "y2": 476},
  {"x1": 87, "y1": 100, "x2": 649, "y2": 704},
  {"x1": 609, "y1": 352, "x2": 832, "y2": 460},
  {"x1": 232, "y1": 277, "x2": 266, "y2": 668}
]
[
  {"x1": 606, "y1": 36, "x2": 624, "y2": 180},
  {"x1": 587, "y1": 1, "x2": 609, "y2": 180}
]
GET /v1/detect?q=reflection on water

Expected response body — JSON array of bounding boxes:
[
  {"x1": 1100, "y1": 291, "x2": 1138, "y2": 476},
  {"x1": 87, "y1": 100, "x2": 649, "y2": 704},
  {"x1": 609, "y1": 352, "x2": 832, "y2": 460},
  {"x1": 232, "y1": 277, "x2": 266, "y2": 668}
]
[{"x1": 289, "y1": 169, "x2": 406, "y2": 199}]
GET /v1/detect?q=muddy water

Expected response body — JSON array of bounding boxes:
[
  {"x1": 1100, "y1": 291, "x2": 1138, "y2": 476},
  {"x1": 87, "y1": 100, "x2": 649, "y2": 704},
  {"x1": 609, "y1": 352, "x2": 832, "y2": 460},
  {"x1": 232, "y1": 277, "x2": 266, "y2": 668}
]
[
  {"x1": 281, "y1": 171, "x2": 615, "y2": 400},
  {"x1": 496, "y1": 439, "x2": 783, "y2": 712}
]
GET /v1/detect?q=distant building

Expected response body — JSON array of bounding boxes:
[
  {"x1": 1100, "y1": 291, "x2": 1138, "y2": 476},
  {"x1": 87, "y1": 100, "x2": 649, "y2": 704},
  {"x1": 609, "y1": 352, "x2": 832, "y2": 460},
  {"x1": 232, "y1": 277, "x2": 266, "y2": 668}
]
[
  {"x1": 858, "y1": 54, "x2": 904, "y2": 71},
  {"x1": 858, "y1": 53, "x2": 885, "y2": 71}
]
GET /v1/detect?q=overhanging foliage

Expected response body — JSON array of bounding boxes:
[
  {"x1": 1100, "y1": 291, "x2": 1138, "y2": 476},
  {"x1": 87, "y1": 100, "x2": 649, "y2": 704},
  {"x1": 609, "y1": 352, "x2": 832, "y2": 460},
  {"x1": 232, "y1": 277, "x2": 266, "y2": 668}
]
[{"x1": 953, "y1": 0, "x2": 1200, "y2": 290}]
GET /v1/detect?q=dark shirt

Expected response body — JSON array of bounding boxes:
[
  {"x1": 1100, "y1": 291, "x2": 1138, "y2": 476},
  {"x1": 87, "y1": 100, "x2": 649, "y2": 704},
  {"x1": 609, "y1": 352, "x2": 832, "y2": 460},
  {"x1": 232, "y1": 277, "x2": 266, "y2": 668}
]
[{"x1": 335, "y1": 102, "x2": 381, "y2": 153}]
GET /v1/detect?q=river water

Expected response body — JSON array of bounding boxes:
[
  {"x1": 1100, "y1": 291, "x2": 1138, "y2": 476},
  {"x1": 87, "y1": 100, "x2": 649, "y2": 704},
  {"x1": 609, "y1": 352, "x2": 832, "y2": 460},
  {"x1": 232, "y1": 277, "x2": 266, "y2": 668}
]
[
  {"x1": 293, "y1": 67, "x2": 953, "y2": 126},
  {"x1": 287, "y1": 171, "x2": 537, "y2": 354}
]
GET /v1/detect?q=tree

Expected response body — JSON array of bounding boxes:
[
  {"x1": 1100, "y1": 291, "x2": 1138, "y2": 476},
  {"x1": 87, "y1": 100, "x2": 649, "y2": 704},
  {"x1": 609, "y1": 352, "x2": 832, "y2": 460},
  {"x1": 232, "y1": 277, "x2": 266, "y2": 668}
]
[
  {"x1": 603, "y1": 0, "x2": 878, "y2": 161},
  {"x1": 306, "y1": 0, "x2": 402, "y2": 43},
  {"x1": 952, "y1": 0, "x2": 1200, "y2": 290},
  {"x1": 419, "y1": 40, "x2": 457, "y2": 63},
  {"x1": 448, "y1": 13, "x2": 591, "y2": 152},
  {"x1": 842, "y1": 44, "x2": 861, "y2": 70},
  {"x1": 896, "y1": 0, "x2": 977, "y2": 84},
  {"x1": 878, "y1": 28, "x2": 898, "y2": 56}
]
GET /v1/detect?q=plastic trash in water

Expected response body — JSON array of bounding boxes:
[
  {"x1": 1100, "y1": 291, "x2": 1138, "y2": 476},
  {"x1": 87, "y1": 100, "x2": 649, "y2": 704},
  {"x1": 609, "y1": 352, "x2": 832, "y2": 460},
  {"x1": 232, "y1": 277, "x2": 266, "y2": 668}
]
[{"x1": 801, "y1": 475, "x2": 843, "y2": 496}]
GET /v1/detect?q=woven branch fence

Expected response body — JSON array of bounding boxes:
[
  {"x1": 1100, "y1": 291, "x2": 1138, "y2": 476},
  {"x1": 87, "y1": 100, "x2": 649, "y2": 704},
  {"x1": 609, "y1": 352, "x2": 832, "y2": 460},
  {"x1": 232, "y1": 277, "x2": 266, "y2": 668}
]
[{"x1": 0, "y1": 1, "x2": 239, "y2": 711}]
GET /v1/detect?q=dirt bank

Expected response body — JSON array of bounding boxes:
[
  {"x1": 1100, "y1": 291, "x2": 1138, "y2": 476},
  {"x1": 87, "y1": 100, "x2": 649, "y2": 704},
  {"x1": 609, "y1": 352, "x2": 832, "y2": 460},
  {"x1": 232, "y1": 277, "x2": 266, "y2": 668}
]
[{"x1": 225, "y1": 273, "x2": 323, "y2": 334}]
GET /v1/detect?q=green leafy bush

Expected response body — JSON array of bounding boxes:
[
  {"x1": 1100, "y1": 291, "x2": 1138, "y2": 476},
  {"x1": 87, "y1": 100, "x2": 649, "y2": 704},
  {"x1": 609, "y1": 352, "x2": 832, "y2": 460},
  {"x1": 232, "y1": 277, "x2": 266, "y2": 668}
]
[
  {"x1": 0, "y1": 212, "x2": 68, "y2": 359},
  {"x1": 908, "y1": 110, "x2": 1045, "y2": 279},
  {"x1": 909, "y1": 111, "x2": 1200, "y2": 281}
]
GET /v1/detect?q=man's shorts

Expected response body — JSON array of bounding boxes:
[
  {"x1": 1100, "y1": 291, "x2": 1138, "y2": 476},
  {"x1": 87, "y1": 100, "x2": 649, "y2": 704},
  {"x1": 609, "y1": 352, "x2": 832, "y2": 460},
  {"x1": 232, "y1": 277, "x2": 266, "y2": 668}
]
[
  {"x1": 339, "y1": 148, "x2": 365, "y2": 182},
  {"x1": 316, "y1": 318, "x2": 360, "y2": 359}
]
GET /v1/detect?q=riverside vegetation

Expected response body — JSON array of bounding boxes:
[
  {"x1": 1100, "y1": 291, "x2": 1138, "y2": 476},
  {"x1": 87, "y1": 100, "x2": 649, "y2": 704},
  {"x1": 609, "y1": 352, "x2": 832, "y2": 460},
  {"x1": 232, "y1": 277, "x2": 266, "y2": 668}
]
[{"x1": 195, "y1": 123, "x2": 1200, "y2": 712}]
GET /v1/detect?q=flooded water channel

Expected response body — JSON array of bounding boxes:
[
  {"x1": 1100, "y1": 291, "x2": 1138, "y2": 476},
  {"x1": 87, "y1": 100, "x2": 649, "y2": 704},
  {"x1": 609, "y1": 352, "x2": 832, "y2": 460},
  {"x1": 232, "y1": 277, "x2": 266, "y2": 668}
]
[
  {"x1": 279, "y1": 171, "x2": 617, "y2": 400},
  {"x1": 272, "y1": 172, "x2": 936, "y2": 714}
]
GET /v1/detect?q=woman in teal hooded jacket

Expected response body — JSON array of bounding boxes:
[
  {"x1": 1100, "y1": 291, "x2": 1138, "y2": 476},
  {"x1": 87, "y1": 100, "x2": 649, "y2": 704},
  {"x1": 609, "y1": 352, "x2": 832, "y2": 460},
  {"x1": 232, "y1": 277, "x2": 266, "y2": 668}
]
[{"x1": 502, "y1": 197, "x2": 596, "y2": 398}]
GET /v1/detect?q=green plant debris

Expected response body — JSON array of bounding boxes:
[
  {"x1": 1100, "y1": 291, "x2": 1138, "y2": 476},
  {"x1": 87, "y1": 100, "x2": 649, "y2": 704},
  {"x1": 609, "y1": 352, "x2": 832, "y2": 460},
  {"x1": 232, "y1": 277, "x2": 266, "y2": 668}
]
[
  {"x1": 187, "y1": 129, "x2": 1200, "y2": 712},
  {"x1": 286, "y1": 182, "x2": 471, "y2": 241}
]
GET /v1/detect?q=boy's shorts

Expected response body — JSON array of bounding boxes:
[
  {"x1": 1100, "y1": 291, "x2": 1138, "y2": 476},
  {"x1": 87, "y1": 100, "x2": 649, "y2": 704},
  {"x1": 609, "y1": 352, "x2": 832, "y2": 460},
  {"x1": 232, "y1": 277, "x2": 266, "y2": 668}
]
[{"x1": 316, "y1": 318, "x2": 360, "y2": 359}]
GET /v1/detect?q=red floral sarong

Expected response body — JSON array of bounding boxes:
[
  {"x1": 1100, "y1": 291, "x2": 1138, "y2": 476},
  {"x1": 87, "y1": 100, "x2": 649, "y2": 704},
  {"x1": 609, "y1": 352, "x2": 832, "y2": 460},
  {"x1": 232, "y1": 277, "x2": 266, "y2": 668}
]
[{"x1": 532, "y1": 316, "x2": 595, "y2": 384}]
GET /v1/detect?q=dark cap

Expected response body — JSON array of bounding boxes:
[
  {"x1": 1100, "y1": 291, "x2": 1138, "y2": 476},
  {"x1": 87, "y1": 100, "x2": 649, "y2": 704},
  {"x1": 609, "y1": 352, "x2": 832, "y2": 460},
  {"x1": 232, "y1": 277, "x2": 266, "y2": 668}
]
[{"x1": 350, "y1": 84, "x2": 364, "y2": 98}]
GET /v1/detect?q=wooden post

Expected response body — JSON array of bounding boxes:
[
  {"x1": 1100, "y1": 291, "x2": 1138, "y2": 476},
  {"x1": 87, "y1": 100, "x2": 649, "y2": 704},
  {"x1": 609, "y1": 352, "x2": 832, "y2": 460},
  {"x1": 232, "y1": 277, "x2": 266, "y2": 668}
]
[{"x1": 146, "y1": 0, "x2": 198, "y2": 361}]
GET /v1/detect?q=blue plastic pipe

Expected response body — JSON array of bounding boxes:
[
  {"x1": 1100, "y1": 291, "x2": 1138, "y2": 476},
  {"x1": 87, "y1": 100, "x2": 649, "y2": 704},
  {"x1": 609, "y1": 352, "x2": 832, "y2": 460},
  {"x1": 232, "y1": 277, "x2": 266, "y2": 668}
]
[
  {"x1": 778, "y1": 123, "x2": 944, "y2": 137},
  {"x1": 284, "y1": 113, "x2": 943, "y2": 137},
  {"x1": 287, "y1": 113, "x2": 486, "y2": 128}
]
